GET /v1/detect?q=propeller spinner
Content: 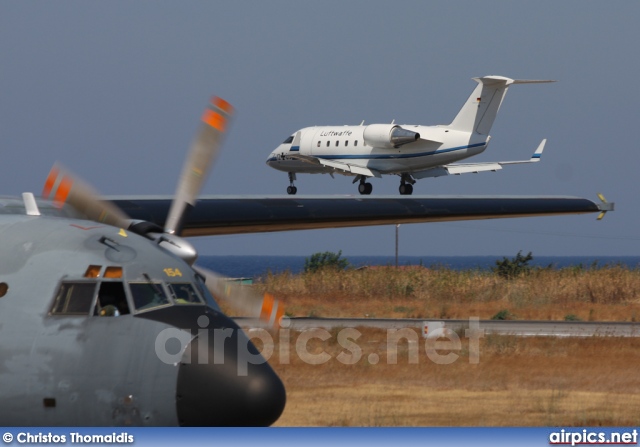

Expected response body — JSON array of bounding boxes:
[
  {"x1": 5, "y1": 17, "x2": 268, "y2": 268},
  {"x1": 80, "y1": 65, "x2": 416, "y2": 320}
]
[{"x1": 42, "y1": 97, "x2": 284, "y2": 328}]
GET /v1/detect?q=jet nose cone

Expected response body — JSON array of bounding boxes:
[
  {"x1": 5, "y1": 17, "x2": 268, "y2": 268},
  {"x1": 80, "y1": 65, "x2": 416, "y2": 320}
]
[{"x1": 176, "y1": 317, "x2": 286, "y2": 426}]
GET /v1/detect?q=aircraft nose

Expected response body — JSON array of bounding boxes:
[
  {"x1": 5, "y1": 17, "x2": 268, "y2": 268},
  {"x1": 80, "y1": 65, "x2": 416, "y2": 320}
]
[{"x1": 175, "y1": 316, "x2": 286, "y2": 426}]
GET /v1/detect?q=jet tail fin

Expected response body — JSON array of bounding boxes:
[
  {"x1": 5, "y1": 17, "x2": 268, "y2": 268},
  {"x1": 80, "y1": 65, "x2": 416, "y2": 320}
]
[{"x1": 447, "y1": 76, "x2": 555, "y2": 135}]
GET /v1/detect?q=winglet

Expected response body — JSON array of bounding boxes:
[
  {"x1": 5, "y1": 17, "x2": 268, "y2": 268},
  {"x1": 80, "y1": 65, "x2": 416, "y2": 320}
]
[{"x1": 530, "y1": 139, "x2": 546, "y2": 162}]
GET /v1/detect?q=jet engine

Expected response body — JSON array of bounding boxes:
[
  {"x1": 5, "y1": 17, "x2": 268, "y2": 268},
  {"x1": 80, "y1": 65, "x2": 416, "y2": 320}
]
[{"x1": 363, "y1": 124, "x2": 420, "y2": 149}]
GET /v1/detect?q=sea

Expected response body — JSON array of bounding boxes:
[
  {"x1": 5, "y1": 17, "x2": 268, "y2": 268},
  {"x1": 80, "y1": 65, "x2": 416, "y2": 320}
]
[{"x1": 198, "y1": 255, "x2": 640, "y2": 279}]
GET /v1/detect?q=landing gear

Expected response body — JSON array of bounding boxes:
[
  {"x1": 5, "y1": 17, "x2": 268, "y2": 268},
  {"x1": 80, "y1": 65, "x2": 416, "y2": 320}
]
[
  {"x1": 287, "y1": 172, "x2": 297, "y2": 195},
  {"x1": 357, "y1": 176, "x2": 373, "y2": 195},
  {"x1": 399, "y1": 183, "x2": 413, "y2": 195},
  {"x1": 399, "y1": 174, "x2": 415, "y2": 195}
]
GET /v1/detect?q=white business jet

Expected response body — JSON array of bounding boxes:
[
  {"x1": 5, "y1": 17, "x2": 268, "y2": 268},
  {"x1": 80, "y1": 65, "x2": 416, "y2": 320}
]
[{"x1": 267, "y1": 76, "x2": 552, "y2": 195}]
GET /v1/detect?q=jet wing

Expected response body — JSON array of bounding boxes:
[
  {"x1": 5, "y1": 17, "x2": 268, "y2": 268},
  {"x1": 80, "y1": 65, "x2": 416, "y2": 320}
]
[
  {"x1": 289, "y1": 153, "x2": 382, "y2": 178},
  {"x1": 108, "y1": 194, "x2": 612, "y2": 237},
  {"x1": 414, "y1": 139, "x2": 546, "y2": 179}
]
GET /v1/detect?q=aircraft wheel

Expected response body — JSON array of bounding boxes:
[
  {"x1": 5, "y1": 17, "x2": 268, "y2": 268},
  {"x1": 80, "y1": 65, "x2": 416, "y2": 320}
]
[
  {"x1": 287, "y1": 186, "x2": 297, "y2": 195},
  {"x1": 358, "y1": 182, "x2": 372, "y2": 195},
  {"x1": 365, "y1": 183, "x2": 373, "y2": 195},
  {"x1": 399, "y1": 184, "x2": 413, "y2": 195},
  {"x1": 406, "y1": 184, "x2": 413, "y2": 195}
]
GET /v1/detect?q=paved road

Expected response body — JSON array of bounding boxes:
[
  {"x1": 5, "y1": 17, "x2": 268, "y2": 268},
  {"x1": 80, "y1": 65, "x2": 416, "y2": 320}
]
[{"x1": 237, "y1": 317, "x2": 640, "y2": 337}]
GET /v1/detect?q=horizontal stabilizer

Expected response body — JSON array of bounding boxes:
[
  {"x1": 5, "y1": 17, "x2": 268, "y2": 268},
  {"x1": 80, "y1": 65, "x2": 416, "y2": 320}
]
[{"x1": 512, "y1": 79, "x2": 556, "y2": 84}]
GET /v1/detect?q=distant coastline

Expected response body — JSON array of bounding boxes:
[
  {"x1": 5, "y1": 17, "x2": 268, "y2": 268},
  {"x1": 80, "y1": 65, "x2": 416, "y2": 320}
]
[{"x1": 198, "y1": 255, "x2": 640, "y2": 279}]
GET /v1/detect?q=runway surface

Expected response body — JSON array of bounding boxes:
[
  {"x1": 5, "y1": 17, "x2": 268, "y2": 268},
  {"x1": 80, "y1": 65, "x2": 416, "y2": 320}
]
[{"x1": 238, "y1": 317, "x2": 640, "y2": 337}]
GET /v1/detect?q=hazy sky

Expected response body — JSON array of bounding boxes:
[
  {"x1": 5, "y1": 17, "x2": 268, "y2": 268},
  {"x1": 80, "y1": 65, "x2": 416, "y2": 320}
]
[{"x1": 1, "y1": 1, "x2": 638, "y2": 257}]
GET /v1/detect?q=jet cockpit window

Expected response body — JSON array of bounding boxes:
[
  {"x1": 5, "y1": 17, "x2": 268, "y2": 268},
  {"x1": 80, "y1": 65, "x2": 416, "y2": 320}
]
[
  {"x1": 283, "y1": 136, "x2": 294, "y2": 144},
  {"x1": 50, "y1": 282, "x2": 97, "y2": 315},
  {"x1": 168, "y1": 283, "x2": 204, "y2": 305},
  {"x1": 129, "y1": 282, "x2": 171, "y2": 312}
]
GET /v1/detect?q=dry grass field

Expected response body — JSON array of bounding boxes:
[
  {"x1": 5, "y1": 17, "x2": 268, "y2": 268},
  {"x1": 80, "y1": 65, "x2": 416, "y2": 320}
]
[
  {"x1": 266, "y1": 329, "x2": 640, "y2": 426},
  {"x1": 231, "y1": 266, "x2": 640, "y2": 426},
  {"x1": 251, "y1": 265, "x2": 640, "y2": 321}
]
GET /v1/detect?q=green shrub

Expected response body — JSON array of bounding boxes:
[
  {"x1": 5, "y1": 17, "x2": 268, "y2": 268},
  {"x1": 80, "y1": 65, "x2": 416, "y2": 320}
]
[
  {"x1": 493, "y1": 251, "x2": 534, "y2": 279},
  {"x1": 304, "y1": 250, "x2": 349, "y2": 273},
  {"x1": 491, "y1": 309, "x2": 516, "y2": 320}
]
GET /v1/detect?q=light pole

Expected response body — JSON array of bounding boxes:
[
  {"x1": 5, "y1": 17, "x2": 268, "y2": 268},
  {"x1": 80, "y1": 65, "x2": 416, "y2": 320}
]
[{"x1": 395, "y1": 224, "x2": 400, "y2": 268}]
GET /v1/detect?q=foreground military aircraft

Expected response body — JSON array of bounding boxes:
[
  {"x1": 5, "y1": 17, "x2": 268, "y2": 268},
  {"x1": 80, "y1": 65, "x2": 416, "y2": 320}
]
[
  {"x1": 0, "y1": 96, "x2": 612, "y2": 427},
  {"x1": 267, "y1": 75, "x2": 551, "y2": 195}
]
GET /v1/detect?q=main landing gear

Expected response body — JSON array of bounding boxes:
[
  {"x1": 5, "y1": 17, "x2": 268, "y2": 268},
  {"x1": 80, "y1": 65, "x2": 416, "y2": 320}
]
[
  {"x1": 287, "y1": 172, "x2": 297, "y2": 195},
  {"x1": 399, "y1": 174, "x2": 415, "y2": 195},
  {"x1": 356, "y1": 176, "x2": 372, "y2": 195}
]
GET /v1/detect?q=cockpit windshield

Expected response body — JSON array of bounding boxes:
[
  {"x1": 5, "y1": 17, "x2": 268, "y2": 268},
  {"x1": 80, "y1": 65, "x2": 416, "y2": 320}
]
[
  {"x1": 48, "y1": 264, "x2": 221, "y2": 316},
  {"x1": 129, "y1": 282, "x2": 170, "y2": 312},
  {"x1": 168, "y1": 283, "x2": 204, "y2": 305},
  {"x1": 282, "y1": 135, "x2": 294, "y2": 144}
]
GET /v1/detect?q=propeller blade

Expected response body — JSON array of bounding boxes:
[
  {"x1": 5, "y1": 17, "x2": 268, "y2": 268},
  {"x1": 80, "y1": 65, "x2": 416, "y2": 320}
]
[
  {"x1": 194, "y1": 266, "x2": 284, "y2": 329},
  {"x1": 165, "y1": 97, "x2": 234, "y2": 235},
  {"x1": 42, "y1": 164, "x2": 131, "y2": 229}
]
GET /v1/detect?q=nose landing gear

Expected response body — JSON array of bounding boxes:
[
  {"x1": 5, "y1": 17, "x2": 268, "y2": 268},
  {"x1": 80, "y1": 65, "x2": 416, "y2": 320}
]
[{"x1": 287, "y1": 172, "x2": 297, "y2": 195}]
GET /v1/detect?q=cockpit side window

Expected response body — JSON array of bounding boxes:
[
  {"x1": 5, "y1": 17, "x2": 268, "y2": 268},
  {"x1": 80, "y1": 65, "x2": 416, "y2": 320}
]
[
  {"x1": 95, "y1": 282, "x2": 130, "y2": 316},
  {"x1": 129, "y1": 282, "x2": 170, "y2": 312},
  {"x1": 168, "y1": 283, "x2": 204, "y2": 305},
  {"x1": 50, "y1": 282, "x2": 97, "y2": 315},
  {"x1": 283, "y1": 136, "x2": 294, "y2": 144}
]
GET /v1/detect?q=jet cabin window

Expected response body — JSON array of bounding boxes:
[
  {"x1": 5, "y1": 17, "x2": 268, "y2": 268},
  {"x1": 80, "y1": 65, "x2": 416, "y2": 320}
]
[
  {"x1": 283, "y1": 136, "x2": 294, "y2": 144},
  {"x1": 129, "y1": 282, "x2": 170, "y2": 312}
]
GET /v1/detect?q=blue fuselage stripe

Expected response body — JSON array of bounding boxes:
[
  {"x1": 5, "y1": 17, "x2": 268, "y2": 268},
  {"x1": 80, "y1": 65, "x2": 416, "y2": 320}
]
[{"x1": 311, "y1": 142, "x2": 485, "y2": 161}]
